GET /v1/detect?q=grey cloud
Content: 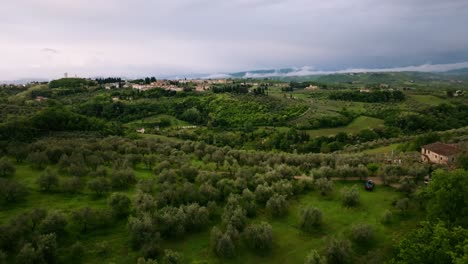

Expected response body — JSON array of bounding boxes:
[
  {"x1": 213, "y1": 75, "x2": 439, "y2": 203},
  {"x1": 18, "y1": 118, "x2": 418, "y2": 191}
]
[{"x1": 1, "y1": 0, "x2": 468, "y2": 79}]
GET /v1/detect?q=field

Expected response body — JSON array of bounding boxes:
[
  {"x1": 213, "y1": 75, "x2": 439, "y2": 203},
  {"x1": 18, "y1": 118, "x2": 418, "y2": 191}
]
[
  {"x1": 0, "y1": 159, "x2": 421, "y2": 263},
  {"x1": 168, "y1": 182, "x2": 419, "y2": 264},
  {"x1": 307, "y1": 116, "x2": 384, "y2": 137},
  {"x1": 408, "y1": 94, "x2": 448, "y2": 106}
]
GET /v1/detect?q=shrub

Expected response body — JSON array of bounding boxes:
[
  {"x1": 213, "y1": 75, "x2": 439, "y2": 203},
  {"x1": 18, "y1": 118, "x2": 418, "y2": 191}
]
[
  {"x1": 315, "y1": 178, "x2": 334, "y2": 196},
  {"x1": 37, "y1": 168, "x2": 59, "y2": 192},
  {"x1": 39, "y1": 211, "x2": 68, "y2": 235},
  {"x1": 88, "y1": 177, "x2": 111, "y2": 197},
  {"x1": 108, "y1": 193, "x2": 131, "y2": 218},
  {"x1": 381, "y1": 210, "x2": 393, "y2": 224},
  {"x1": 396, "y1": 198, "x2": 410, "y2": 213},
  {"x1": 69, "y1": 242, "x2": 85, "y2": 263},
  {"x1": 110, "y1": 169, "x2": 136, "y2": 190},
  {"x1": 27, "y1": 152, "x2": 50, "y2": 170},
  {"x1": 162, "y1": 249, "x2": 182, "y2": 264},
  {"x1": 61, "y1": 177, "x2": 83, "y2": 194},
  {"x1": 137, "y1": 258, "x2": 159, "y2": 264},
  {"x1": 341, "y1": 185, "x2": 360, "y2": 207},
  {"x1": 254, "y1": 183, "x2": 273, "y2": 204},
  {"x1": 351, "y1": 224, "x2": 374, "y2": 244},
  {"x1": 183, "y1": 203, "x2": 209, "y2": 231},
  {"x1": 215, "y1": 234, "x2": 235, "y2": 258},
  {"x1": 266, "y1": 194, "x2": 288, "y2": 217},
  {"x1": 0, "y1": 178, "x2": 28, "y2": 203},
  {"x1": 300, "y1": 207, "x2": 323, "y2": 232},
  {"x1": 243, "y1": 222, "x2": 273, "y2": 253},
  {"x1": 127, "y1": 214, "x2": 158, "y2": 249},
  {"x1": 0, "y1": 157, "x2": 15, "y2": 177},
  {"x1": 0, "y1": 250, "x2": 6, "y2": 264},
  {"x1": 222, "y1": 207, "x2": 247, "y2": 232},
  {"x1": 325, "y1": 238, "x2": 352, "y2": 264},
  {"x1": 304, "y1": 249, "x2": 326, "y2": 264}
]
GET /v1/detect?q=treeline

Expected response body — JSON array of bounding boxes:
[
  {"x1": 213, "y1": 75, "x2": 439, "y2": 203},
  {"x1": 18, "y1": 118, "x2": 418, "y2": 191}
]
[
  {"x1": 130, "y1": 77, "x2": 156, "y2": 84},
  {"x1": 49, "y1": 78, "x2": 95, "y2": 89},
  {"x1": 0, "y1": 107, "x2": 122, "y2": 141},
  {"x1": 385, "y1": 103, "x2": 468, "y2": 133},
  {"x1": 329, "y1": 90, "x2": 405, "y2": 102},
  {"x1": 212, "y1": 84, "x2": 251, "y2": 94},
  {"x1": 178, "y1": 126, "x2": 400, "y2": 153},
  {"x1": 95, "y1": 77, "x2": 122, "y2": 85}
]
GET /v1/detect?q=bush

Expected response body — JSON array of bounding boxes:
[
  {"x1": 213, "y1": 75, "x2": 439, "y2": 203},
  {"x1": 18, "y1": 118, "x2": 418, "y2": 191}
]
[
  {"x1": 341, "y1": 185, "x2": 360, "y2": 207},
  {"x1": 0, "y1": 250, "x2": 6, "y2": 264},
  {"x1": 108, "y1": 193, "x2": 131, "y2": 218},
  {"x1": 351, "y1": 224, "x2": 374, "y2": 244},
  {"x1": 0, "y1": 158, "x2": 15, "y2": 177},
  {"x1": 222, "y1": 207, "x2": 247, "y2": 232},
  {"x1": 243, "y1": 222, "x2": 273, "y2": 253},
  {"x1": 255, "y1": 184, "x2": 273, "y2": 204},
  {"x1": 215, "y1": 234, "x2": 235, "y2": 258},
  {"x1": 39, "y1": 211, "x2": 68, "y2": 235},
  {"x1": 325, "y1": 238, "x2": 352, "y2": 264},
  {"x1": 127, "y1": 215, "x2": 158, "y2": 249},
  {"x1": 111, "y1": 169, "x2": 136, "y2": 190},
  {"x1": 0, "y1": 178, "x2": 28, "y2": 203},
  {"x1": 137, "y1": 258, "x2": 159, "y2": 264},
  {"x1": 61, "y1": 177, "x2": 83, "y2": 194},
  {"x1": 266, "y1": 194, "x2": 288, "y2": 217},
  {"x1": 300, "y1": 207, "x2": 323, "y2": 232},
  {"x1": 162, "y1": 249, "x2": 182, "y2": 264},
  {"x1": 381, "y1": 210, "x2": 393, "y2": 224},
  {"x1": 69, "y1": 242, "x2": 84, "y2": 263},
  {"x1": 304, "y1": 249, "x2": 326, "y2": 264},
  {"x1": 183, "y1": 203, "x2": 209, "y2": 231},
  {"x1": 27, "y1": 152, "x2": 50, "y2": 170},
  {"x1": 88, "y1": 177, "x2": 111, "y2": 197},
  {"x1": 396, "y1": 198, "x2": 410, "y2": 213},
  {"x1": 37, "y1": 168, "x2": 59, "y2": 192},
  {"x1": 315, "y1": 178, "x2": 334, "y2": 196}
]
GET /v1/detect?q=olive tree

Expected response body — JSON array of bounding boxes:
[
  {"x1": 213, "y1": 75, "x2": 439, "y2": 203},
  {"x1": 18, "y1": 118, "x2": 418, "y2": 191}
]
[
  {"x1": 351, "y1": 224, "x2": 374, "y2": 245},
  {"x1": 37, "y1": 168, "x2": 59, "y2": 192},
  {"x1": 315, "y1": 178, "x2": 334, "y2": 196},
  {"x1": 325, "y1": 238, "x2": 352, "y2": 264},
  {"x1": 108, "y1": 193, "x2": 131, "y2": 218},
  {"x1": 39, "y1": 211, "x2": 68, "y2": 235},
  {"x1": 304, "y1": 249, "x2": 326, "y2": 264},
  {"x1": 88, "y1": 177, "x2": 111, "y2": 197},
  {"x1": 341, "y1": 185, "x2": 360, "y2": 207},
  {"x1": 266, "y1": 194, "x2": 288, "y2": 217},
  {"x1": 243, "y1": 222, "x2": 273, "y2": 253},
  {"x1": 300, "y1": 207, "x2": 323, "y2": 232},
  {"x1": 0, "y1": 157, "x2": 15, "y2": 177}
]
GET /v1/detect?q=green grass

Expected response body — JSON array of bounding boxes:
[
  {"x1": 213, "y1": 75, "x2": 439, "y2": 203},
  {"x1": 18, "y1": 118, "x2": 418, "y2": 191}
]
[
  {"x1": 409, "y1": 95, "x2": 447, "y2": 106},
  {"x1": 307, "y1": 116, "x2": 384, "y2": 137}
]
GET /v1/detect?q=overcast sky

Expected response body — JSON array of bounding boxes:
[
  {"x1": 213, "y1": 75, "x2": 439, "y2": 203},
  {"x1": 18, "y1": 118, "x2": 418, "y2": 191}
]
[{"x1": 1, "y1": 0, "x2": 468, "y2": 79}]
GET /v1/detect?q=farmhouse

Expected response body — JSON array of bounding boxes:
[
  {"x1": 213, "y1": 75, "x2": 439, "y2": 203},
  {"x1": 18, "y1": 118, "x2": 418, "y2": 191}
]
[{"x1": 421, "y1": 142, "x2": 461, "y2": 165}]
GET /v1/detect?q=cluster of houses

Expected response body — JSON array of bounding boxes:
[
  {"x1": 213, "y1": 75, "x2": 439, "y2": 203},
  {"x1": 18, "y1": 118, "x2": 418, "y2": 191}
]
[{"x1": 104, "y1": 79, "x2": 237, "y2": 92}]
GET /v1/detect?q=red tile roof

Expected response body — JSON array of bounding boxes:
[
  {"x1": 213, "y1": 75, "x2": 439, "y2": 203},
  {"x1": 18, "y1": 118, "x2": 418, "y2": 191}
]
[{"x1": 422, "y1": 142, "x2": 461, "y2": 156}]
